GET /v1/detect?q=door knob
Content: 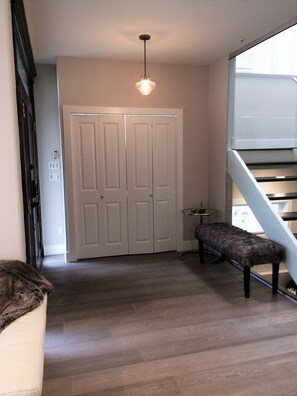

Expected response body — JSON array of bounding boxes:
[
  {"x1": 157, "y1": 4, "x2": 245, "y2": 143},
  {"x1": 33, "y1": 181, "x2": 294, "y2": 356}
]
[
  {"x1": 149, "y1": 194, "x2": 153, "y2": 197},
  {"x1": 101, "y1": 195, "x2": 104, "y2": 199}
]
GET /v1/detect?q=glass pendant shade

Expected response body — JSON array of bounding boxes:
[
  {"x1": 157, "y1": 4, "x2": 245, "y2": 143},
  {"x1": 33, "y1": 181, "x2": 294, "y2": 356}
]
[{"x1": 135, "y1": 75, "x2": 156, "y2": 95}]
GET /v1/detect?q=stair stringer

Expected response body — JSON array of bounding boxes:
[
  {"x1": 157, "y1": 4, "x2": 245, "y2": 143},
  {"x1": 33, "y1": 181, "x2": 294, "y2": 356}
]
[{"x1": 228, "y1": 149, "x2": 297, "y2": 284}]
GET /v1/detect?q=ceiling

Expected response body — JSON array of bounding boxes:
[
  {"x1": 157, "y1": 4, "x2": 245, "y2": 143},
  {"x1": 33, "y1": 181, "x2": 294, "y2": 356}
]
[{"x1": 24, "y1": 0, "x2": 297, "y2": 66}]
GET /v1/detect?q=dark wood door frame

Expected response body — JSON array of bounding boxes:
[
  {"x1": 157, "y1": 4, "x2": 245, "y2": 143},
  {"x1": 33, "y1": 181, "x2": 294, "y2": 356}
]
[{"x1": 11, "y1": 0, "x2": 44, "y2": 267}]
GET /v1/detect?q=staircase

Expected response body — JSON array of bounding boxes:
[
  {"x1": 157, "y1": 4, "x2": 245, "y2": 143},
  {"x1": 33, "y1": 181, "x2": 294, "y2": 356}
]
[
  {"x1": 249, "y1": 163, "x2": 297, "y2": 224},
  {"x1": 228, "y1": 149, "x2": 297, "y2": 292}
]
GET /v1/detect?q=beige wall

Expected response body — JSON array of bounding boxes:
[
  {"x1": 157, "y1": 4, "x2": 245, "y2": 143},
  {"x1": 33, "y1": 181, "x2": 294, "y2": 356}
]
[
  {"x1": 208, "y1": 56, "x2": 229, "y2": 221},
  {"x1": 0, "y1": 0, "x2": 26, "y2": 260},
  {"x1": 57, "y1": 57, "x2": 210, "y2": 241}
]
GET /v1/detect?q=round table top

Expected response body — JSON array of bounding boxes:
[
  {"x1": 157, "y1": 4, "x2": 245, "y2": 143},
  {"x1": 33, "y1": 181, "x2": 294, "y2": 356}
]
[{"x1": 182, "y1": 208, "x2": 217, "y2": 217}]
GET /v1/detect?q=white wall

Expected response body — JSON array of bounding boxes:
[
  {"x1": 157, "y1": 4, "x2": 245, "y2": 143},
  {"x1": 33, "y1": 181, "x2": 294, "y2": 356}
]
[
  {"x1": 57, "y1": 56, "x2": 210, "y2": 243},
  {"x1": 208, "y1": 56, "x2": 229, "y2": 221},
  {"x1": 0, "y1": 0, "x2": 26, "y2": 261},
  {"x1": 34, "y1": 57, "x2": 232, "y2": 253},
  {"x1": 34, "y1": 64, "x2": 66, "y2": 255},
  {"x1": 35, "y1": 57, "x2": 228, "y2": 254}
]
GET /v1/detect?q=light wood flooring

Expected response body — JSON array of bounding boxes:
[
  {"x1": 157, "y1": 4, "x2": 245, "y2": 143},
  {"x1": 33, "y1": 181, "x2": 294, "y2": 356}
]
[{"x1": 41, "y1": 252, "x2": 297, "y2": 395}]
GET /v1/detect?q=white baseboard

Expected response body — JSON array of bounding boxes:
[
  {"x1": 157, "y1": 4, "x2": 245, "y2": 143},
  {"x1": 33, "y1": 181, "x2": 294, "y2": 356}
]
[
  {"x1": 48, "y1": 241, "x2": 195, "y2": 257},
  {"x1": 179, "y1": 239, "x2": 197, "y2": 252},
  {"x1": 44, "y1": 244, "x2": 66, "y2": 256}
]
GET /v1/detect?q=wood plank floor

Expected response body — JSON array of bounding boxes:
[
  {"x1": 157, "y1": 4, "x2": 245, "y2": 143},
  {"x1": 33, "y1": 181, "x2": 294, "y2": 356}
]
[{"x1": 41, "y1": 252, "x2": 297, "y2": 395}]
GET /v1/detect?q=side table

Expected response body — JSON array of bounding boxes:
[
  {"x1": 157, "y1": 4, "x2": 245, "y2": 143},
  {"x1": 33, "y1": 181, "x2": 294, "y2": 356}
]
[{"x1": 180, "y1": 207, "x2": 216, "y2": 260}]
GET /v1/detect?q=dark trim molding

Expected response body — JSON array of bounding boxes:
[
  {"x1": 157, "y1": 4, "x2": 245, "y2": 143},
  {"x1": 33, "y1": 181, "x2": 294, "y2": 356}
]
[{"x1": 11, "y1": 0, "x2": 36, "y2": 79}]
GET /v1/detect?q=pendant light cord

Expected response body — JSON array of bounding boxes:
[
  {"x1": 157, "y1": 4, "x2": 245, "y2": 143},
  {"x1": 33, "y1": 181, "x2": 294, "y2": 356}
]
[{"x1": 143, "y1": 39, "x2": 147, "y2": 76}]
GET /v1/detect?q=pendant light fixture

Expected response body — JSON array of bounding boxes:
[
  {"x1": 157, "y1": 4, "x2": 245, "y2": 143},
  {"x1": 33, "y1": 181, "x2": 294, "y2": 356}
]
[{"x1": 135, "y1": 34, "x2": 156, "y2": 95}]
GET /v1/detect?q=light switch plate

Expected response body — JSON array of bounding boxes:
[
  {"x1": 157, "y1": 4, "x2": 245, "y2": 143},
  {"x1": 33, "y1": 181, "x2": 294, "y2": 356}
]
[
  {"x1": 49, "y1": 172, "x2": 61, "y2": 181},
  {"x1": 48, "y1": 161, "x2": 60, "y2": 170}
]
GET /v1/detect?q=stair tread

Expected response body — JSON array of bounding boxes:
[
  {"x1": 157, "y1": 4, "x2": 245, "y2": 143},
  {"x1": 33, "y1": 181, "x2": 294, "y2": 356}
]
[
  {"x1": 280, "y1": 211, "x2": 297, "y2": 221},
  {"x1": 256, "y1": 176, "x2": 297, "y2": 182},
  {"x1": 247, "y1": 162, "x2": 297, "y2": 166},
  {"x1": 267, "y1": 192, "x2": 297, "y2": 200}
]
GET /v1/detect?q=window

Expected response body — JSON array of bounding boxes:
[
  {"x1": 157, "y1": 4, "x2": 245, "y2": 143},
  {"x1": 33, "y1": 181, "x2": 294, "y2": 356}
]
[{"x1": 230, "y1": 23, "x2": 297, "y2": 150}]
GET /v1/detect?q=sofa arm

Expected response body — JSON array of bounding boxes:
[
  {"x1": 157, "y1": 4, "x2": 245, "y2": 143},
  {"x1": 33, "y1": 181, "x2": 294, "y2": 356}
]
[{"x1": 0, "y1": 295, "x2": 47, "y2": 396}]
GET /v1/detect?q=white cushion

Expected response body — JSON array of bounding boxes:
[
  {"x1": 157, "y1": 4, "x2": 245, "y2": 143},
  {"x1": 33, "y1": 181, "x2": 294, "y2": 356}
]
[{"x1": 0, "y1": 295, "x2": 47, "y2": 396}]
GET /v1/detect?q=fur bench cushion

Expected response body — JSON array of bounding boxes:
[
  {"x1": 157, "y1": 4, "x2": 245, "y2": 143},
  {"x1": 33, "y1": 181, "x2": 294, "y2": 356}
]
[
  {"x1": 0, "y1": 260, "x2": 53, "y2": 333},
  {"x1": 195, "y1": 222, "x2": 284, "y2": 267}
]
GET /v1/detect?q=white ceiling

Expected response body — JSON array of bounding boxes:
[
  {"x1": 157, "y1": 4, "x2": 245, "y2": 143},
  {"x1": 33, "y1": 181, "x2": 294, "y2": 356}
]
[{"x1": 24, "y1": 0, "x2": 297, "y2": 66}]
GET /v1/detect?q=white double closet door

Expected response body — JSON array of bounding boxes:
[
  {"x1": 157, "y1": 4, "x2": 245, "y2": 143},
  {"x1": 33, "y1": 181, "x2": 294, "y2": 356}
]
[{"x1": 71, "y1": 114, "x2": 176, "y2": 259}]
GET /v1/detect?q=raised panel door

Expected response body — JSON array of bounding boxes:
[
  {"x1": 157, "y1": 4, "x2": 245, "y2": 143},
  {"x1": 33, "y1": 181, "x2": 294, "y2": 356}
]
[
  {"x1": 127, "y1": 117, "x2": 154, "y2": 254},
  {"x1": 99, "y1": 117, "x2": 128, "y2": 256},
  {"x1": 72, "y1": 116, "x2": 103, "y2": 258},
  {"x1": 72, "y1": 115, "x2": 128, "y2": 259},
  {"x1": 153, "y1": 118, "x2": 177, "y2": 252}
]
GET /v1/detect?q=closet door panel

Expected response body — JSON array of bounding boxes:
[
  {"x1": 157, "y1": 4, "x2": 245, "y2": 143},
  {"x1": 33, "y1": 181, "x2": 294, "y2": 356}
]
[
  {"x1": 69, "y1": 112, "x2": 177, "y2": 259},
  {"x1": 154, "y1": 200, "x2": 170, "y2": 240},
  {"x1": 72, "y1": 116, "x2": 103, "y2": 258},
  {"x1": 153, "y1": 118, "x2": 177, "y2": 252},
  {"x1": 127, "y1": 117, "x2": 153, "y2": 254},
  {"x1": 99, "y1": 117, "x2": 128, "y2": 256},
  {"x1": 100, "y1": 121, "x2": 121, "y2": 189},
  {"x1": 104, "y1": 202, "x2": 123, "y2": 243},
  {"x1": 135, "y1": 201, "x2": 153, "y2": 242},
  {"x1": 82, "y1": 203, "x2": 100, "y2": 246}
]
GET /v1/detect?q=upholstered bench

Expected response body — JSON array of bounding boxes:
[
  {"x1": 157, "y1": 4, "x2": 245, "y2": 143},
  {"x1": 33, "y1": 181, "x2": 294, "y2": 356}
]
[{"x1": 195, "y1": 222, "x2": 285, "y2": 298}]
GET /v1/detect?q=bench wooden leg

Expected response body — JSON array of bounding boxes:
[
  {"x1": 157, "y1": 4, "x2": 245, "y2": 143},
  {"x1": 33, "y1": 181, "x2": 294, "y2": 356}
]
[
  {"x1": 244, "y1": 266, "x2": 250, "y2": 298},
  {"x1": 272, "y1": 262, "x2": 279, "y2": 295},
  {"x1": 199, "y1": 240, "x2": 204, "y2": 264}
]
